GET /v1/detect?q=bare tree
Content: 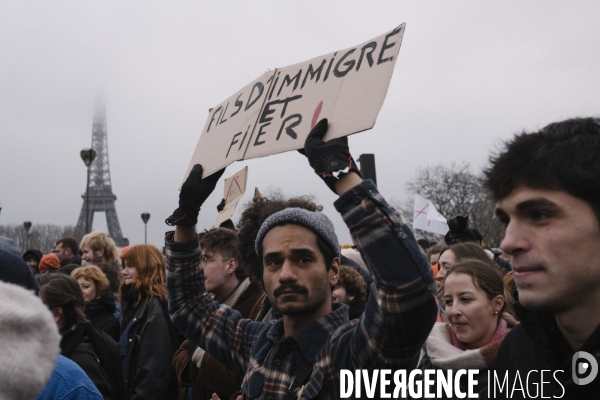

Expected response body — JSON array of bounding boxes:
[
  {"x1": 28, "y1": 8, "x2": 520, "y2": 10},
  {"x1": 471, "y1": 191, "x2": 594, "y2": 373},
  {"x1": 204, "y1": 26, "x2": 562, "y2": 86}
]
[
  {"x1": 0, "y1": 224, "x2": 80, "y2": 254},
  {"x1": 394, "y1": 163, "x2": 505, "y2": 247}
]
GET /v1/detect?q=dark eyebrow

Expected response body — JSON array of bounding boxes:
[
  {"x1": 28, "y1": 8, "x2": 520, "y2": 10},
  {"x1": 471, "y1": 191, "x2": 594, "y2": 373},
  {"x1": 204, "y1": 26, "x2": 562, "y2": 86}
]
[
  {"x1": 515, "y1": 198, "x2": 560, "y2": 213},
  {"x1": 263, "y1": 248, "x2": 317, "y2": 260},
  {"x1": 495, "y1": 207, "x2": 508, "y2": 219},
  {"x1": 289, "y1": 248, "x2": 318, "y2": 258}
]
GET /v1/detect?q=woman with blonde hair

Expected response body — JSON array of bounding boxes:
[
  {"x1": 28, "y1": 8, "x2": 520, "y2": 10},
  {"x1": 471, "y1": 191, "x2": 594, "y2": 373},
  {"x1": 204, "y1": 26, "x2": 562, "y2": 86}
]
[
  {"x1": 119, "y1": 244, "x2": 179, "y2": 400},
  {"x1": 71, "y1": 265, "x2": 120, "y2": 341}
]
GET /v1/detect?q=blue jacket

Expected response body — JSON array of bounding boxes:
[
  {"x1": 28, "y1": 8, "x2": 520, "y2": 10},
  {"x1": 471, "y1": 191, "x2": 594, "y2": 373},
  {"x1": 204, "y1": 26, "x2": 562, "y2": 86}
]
[{"x1": 37, "y1": 355, "x2": 103, "y2": 400}]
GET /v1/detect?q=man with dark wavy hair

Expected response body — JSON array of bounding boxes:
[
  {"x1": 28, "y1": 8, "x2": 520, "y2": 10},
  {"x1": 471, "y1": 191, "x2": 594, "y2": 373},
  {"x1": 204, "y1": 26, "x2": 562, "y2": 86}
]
[{"x1": 486, "y1": 117, "x2": 600, "y2": 398}]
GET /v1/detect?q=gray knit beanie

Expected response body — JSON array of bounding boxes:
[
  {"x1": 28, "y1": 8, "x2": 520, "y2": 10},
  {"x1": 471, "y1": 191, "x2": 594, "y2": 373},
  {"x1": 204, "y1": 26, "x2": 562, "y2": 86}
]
[
  {"x1": 255, "y1": 207, "x2": 340, "y2": 258},
  {"x1": 0, "y1": 281, "x2": 61, "y2": 400}
]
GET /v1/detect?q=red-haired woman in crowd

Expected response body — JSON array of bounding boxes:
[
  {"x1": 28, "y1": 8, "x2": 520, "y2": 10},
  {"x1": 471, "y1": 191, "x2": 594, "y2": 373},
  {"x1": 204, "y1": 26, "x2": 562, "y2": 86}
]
[
  {"x1": 71, "y1": 265, "x2": 120, "y2": 341},
  {"x1": 119, "y1": 244, "x2": 179, "y2": 400}
]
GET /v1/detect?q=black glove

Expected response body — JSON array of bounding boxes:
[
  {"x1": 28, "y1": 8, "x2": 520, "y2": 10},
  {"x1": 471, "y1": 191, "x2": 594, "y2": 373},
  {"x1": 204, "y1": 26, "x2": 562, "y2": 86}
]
[
  {"x1": 303, "y1": 118, "x2": 361, "y2": 193},
  {"x1": 165, "y1": 164, "x2": 225, "y2": 226},
  {"x1": 216, "y1": 198, "x2": 226, "y2": 212}
]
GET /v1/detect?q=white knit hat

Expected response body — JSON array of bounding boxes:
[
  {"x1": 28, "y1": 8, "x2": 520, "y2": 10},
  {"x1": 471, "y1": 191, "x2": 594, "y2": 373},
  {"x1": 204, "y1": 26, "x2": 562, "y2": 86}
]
[{"x1": 0, "y1": 281, "x2": 61, "y2": 400}]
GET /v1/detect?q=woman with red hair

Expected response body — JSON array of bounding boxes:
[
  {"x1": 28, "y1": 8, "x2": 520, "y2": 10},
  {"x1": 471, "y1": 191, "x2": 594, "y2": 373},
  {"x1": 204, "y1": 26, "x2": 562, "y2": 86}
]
[{"x1": 119, "y1": 244, "x2": 179, "y2": 400}]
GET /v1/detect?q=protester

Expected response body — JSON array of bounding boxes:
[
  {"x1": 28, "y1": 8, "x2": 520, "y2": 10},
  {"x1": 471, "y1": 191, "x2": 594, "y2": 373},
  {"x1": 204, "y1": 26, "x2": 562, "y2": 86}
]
[
  {"x1": 486, "y1": 117, "x2": 600, "y2": 397},
  {"x1": 39, "y1": 252, "x2": 61, "y2": 274},
  {"x1": 172, "y1": 228, "x2": 265, "y2": 400},
  {"x1": 119, "y1": 244, "x2": 179, "y2": 400},
  {"x1": 38, "y1": 273, "x2": 126, "y2": 400},
  {"x1": 54, "y1": 237, "x2": 82, "y2": 267},
  {"x1": 332, "y1": 265, "x2": 367, "y2": 319},
  {"x1": 436, "y1": 242, "x2": 499, "y2": 291},
  {"x1": 236, "y1": 192, "x2": 323, "y2": 279},
  {"x1": 427, "y1": 242, "x2": 447, "y2": 267},
  {"x1": 418, "y1": 238, "x2": 432, "y2": 253},
  {"x1": 80, "y1": 232, "x2": 120, "y2": 271},
  {"x1": 23, "y1": 248, "x2": 43, "y2": 275},
  {"x1": 417, "y1": 259, "x2": 516, "y2": 398},
  {"x1": 444, "y1": 215, "x2": 512, "y2": 275},
  {"x1": 340, "y1": 248, "x2": 374, "y2": 295},
  {"x1": 0, "y1": 281, "x2": 60, "y2": 400},
  {"x1": 427, "y1": 242, "x2": 447, "y2": 295},
  {"x1": 165, "y1": 118, "x2": 437, "y2": 398},
  {"x1": 72, "y1": 265, "x2": 120, "y2": 341},
  {"x1": 235, "y1": 193, "x2": 325, "y2": 322}
]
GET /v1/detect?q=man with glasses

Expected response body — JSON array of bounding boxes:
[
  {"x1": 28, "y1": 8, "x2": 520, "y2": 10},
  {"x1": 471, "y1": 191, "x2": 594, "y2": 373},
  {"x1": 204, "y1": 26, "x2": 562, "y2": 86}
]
[{"x1": 172, "y1": 227, "x2": 265, "y2": 400}]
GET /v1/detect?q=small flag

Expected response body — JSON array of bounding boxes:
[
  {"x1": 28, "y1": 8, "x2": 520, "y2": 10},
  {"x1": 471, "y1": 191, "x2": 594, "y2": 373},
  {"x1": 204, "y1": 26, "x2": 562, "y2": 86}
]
[{"x1": 413, "y1": 194, "x2": 449, "y2": 235}]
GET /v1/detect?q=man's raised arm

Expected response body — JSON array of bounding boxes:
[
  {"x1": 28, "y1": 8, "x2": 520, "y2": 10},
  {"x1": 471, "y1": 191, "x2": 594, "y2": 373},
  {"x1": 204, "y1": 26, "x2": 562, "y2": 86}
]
[
  {"x1": 302, "y1": 119, "x2": 438, "y2": 370},
  {"x1": 164, "y1": 165, "x2": 251, "y2": 377}
]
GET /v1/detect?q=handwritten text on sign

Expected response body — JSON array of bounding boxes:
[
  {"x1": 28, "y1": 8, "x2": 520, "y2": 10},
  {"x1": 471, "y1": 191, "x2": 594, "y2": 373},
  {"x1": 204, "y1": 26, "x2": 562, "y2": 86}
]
[{"x1": 186, "y1": 24, "x2": 405, "y2": 179}]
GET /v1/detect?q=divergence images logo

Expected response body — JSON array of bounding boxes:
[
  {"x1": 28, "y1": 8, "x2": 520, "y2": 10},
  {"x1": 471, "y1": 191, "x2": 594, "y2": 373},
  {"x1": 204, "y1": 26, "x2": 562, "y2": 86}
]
[{"x1": 572, "y1": 351, "x2": 598, "y2": 386}]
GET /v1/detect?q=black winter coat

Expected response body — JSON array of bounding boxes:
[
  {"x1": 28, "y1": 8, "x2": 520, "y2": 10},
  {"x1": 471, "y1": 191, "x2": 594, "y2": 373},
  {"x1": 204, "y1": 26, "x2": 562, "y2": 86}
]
[
  {"x1": 86, "y1": 289, "x2": 120, "y2": 341},
  {"x1": 61, "y1": 322, "x2": 127, "y2": 400},
  {"x1": 120, "y1": 295, "x2": 179, "y2": 400},
  {"x1": 493, "y1": 303, "x2": 600, "y2": 399}
]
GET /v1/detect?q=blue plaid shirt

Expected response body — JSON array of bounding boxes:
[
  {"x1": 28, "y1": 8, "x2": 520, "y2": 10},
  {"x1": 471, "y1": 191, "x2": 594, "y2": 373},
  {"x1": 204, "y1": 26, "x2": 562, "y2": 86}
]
[{"x1": 166, "y1": 180, "x2": 437, "y2": 399}]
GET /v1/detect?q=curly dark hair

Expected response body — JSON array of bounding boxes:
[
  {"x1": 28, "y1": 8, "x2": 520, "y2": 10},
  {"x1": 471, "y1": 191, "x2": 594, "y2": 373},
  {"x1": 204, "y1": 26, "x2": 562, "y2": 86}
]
[
  {"x1": 337, "y1": 265, "x2": 367, "y2": 305},
  {"x1": 237, "y1": 189, "x2": 322, "y2": 278}
]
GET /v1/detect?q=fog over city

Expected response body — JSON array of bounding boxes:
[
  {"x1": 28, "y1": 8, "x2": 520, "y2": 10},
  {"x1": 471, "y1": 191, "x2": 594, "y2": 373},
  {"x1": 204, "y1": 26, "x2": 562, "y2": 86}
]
[{"x1": 1, "y1": 1, "x2": 599, "y2": 248}]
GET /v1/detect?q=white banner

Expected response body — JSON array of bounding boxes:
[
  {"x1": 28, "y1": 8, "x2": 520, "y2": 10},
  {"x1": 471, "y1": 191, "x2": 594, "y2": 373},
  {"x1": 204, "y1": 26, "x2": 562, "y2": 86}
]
[{"x1": 413, "y1": 194, "x2": 449, "y2": 235}]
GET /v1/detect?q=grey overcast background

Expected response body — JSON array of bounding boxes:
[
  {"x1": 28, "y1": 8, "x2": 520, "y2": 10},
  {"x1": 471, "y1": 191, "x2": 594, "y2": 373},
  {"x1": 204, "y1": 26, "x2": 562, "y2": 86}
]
[{"x1": 1, "y1": 1, "x2": 600, "y2": 249}]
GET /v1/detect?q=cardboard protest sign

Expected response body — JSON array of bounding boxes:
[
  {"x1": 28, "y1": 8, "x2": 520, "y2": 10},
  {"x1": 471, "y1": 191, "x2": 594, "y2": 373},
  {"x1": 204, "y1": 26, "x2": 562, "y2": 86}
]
[
  {"x1": 187, "y1": 24, "x2": 405, "y2": 179},
  {"x1": 213, "y1": 166, "x2": 248, "y2": 228},
  {"x1": 243, "y1": 24, "x2": 405, "y2": 160},
  {"x1": 184, "y1": 71, "x2": 275, "y2": 180}
]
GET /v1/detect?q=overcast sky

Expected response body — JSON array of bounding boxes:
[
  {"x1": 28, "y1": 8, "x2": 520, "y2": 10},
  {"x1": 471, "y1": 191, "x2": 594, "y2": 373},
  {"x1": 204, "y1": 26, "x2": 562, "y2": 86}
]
[{"x1": 1, "y1": 1, "x2": 599, "y2": 249}]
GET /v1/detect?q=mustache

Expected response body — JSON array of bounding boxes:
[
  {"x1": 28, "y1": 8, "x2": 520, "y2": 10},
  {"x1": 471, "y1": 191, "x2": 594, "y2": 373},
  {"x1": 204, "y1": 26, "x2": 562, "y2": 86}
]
[{"x1": 273, "y1": 283, "x2": 309, "y2": 297}]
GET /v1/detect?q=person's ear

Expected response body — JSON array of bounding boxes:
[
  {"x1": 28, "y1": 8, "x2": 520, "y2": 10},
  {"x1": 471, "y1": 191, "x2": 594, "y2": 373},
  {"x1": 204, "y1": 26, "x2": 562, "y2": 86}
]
[
  {"x1": 329, "y1": 257, "x2": 340, "y2": 286},
  {"x1": 52, "y1": 307, "x2": 63, "y2": 324},
  {"x1": 492, "y1": 295, "x2": 505, "y2": 315},
  {"x1": 227, "y1": 259, "x2": 238, "y2": 276}
]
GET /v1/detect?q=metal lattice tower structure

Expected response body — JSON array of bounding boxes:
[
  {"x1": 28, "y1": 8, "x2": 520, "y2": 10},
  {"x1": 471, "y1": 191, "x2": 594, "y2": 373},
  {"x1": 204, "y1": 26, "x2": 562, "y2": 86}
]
[{"x1": 76, "y1": 104, "x2": 129, "y2": 247}]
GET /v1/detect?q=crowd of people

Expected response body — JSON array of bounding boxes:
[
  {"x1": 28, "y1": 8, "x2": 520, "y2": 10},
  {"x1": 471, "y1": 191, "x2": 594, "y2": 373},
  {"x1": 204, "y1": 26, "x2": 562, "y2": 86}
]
[{"x1": 1, "y1": 116, "x2": 599, "y2": 399}]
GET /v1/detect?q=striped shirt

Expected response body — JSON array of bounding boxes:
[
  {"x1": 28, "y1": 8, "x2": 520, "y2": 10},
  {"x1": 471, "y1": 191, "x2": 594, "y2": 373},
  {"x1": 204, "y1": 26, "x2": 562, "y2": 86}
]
[{"x1": 166, "y1": 180, "x2": 437, "y2": 399}]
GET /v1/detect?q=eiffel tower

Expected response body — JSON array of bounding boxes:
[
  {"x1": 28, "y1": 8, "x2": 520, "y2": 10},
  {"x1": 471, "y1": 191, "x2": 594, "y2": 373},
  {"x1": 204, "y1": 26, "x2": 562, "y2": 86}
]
[{"x1": 75, "y1": 104, "x2": 129, "y2": 247}]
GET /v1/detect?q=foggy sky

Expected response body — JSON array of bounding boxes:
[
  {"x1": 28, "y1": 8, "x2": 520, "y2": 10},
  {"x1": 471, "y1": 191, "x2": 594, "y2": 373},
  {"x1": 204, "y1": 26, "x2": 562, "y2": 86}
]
[{"x1": 1, "y1": 1, "x2": 599, "y2": 249}]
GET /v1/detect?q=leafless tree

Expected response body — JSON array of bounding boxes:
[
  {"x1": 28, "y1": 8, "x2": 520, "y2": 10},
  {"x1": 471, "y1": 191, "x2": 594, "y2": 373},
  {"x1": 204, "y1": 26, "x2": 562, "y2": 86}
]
[
  {"x1": 0, "y1": 224, "x2": 81, "y2": 254},
  {"x1": 393, "y1": 163, "x2": 505, "y2": 247}
]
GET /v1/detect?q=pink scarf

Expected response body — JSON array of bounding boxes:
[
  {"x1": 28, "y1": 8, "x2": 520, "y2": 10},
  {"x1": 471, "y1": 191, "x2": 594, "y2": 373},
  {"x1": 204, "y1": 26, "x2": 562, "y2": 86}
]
[{"x1": 450, "y1": 318, "x2": 510, "y2": 350}]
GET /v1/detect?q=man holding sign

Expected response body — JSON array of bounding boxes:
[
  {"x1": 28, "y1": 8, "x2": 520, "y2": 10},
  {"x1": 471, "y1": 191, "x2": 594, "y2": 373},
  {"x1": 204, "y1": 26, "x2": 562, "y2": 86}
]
[{"x1": 165, "y1": 119, "x2": 436, "y2": 399}]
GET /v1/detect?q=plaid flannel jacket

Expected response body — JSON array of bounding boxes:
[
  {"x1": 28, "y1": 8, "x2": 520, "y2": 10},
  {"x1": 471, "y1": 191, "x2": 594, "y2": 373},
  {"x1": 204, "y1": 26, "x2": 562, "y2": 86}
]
[{"x1": 166, "y1": 180, "x2": 437, "y2": 399}]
